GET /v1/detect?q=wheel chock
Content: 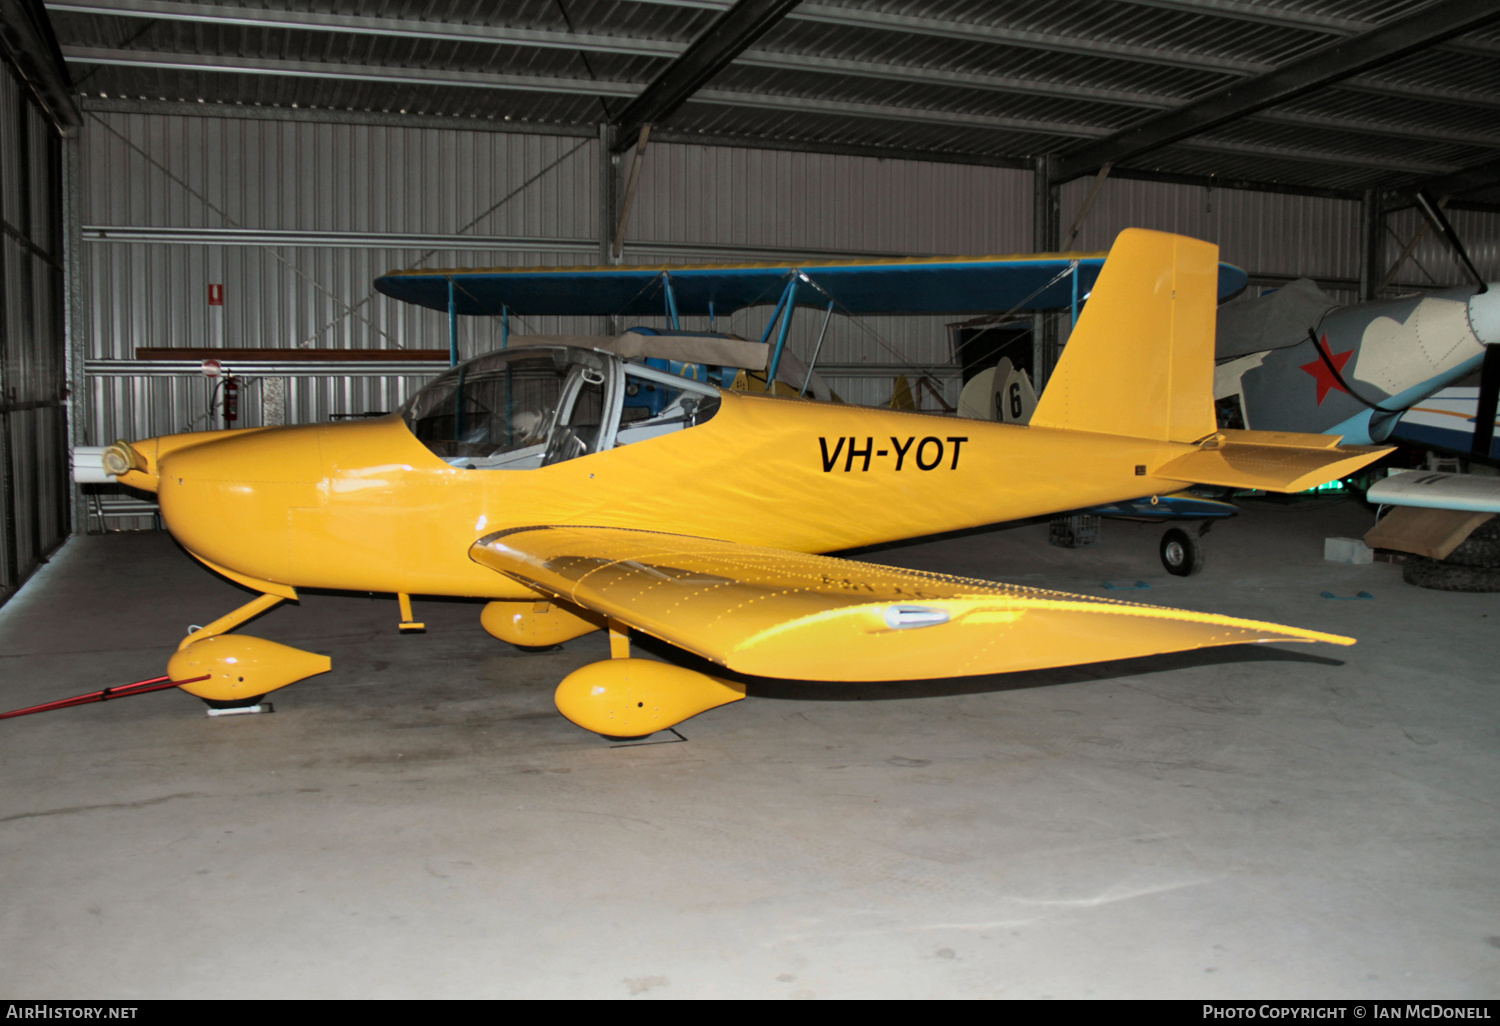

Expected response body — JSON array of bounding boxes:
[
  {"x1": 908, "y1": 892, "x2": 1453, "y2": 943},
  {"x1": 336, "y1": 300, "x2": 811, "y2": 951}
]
[{"x1": 206, "y1": 702, "x2": 274, "y2": 717}]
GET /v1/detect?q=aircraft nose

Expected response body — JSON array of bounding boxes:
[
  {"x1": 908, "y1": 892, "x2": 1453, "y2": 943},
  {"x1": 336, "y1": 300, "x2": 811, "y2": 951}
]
[
  {"x1": 1472, "y1": 285, "x2": 1500, "y2": 345},
  {"x1": 157, "y1": 426, "x2": 324, "y2": 579}
]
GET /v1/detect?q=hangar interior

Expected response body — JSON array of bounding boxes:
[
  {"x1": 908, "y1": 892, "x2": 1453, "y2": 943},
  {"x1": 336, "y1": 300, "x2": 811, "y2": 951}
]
[{"x1": 2, "y1": 0, "x2": 1500, "y2": 999}]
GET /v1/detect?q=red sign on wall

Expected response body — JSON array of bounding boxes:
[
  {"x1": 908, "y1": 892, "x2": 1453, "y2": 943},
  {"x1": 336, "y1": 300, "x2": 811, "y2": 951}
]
[{"x1": 208, "y1": 284, "x2": 224, "y2": 306}]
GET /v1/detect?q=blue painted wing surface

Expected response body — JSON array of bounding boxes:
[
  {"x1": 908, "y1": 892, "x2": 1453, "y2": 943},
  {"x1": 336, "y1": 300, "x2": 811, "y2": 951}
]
[
  {"x1": 1086, "y1": 491, "x2": 1240, "y2": 521},
  {"x1": 374, "y1": 254, "x2": 1250, "y2": 317},
  {"x1": 1386, "y1": 388, "x2": 1500, "y2": 461}
]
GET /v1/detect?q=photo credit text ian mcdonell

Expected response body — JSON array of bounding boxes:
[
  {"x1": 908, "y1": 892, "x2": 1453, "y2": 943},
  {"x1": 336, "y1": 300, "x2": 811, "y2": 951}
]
[{"x1": 1204, "y1": 1006, "x2": 1493, "y2": 1020}]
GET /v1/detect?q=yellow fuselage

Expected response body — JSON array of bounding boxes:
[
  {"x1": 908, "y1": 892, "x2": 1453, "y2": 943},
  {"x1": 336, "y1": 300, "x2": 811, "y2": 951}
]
[{"x1": 139, "y1": 390, "x2": 1194, "y2": 600}]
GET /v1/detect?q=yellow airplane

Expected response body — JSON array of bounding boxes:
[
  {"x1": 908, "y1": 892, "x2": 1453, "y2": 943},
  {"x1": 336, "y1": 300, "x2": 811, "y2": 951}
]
[{"x1": 50, "y1": 229, "x2": 1388, "y2": 737}]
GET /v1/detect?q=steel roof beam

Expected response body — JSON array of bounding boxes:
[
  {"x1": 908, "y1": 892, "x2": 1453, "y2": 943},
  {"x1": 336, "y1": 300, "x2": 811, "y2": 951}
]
[
  {"x1": 627, "y1": 0, "x2": 1500, "y2": 54},
  {"x1": 62, "y1": 46, "x2": 641, "y2": 97},
  {"x1": 627, "y1": 0, "x2": 1500, "y2": 107},
  {"x1": 1127, "y1": 0, "x2": 1370, "y2": 34},
  {"x1": 684, "y1": 90, "x2": 1448, "y2": 174},
  {"x1": 790, "y1": 2, "x2": 1261, "y2": 74},
  {"x1": 692, "y1": 95, "x2": 1434, "y2": 176},
  {"x1": 44, "y1": 0, "x2": 1302, "y2": 71},
  {"x1": 649, "y1": 125, "x2": 1368, "y2": 197},
  {"x1": 78, "y1": 95, "x2": 1368, "y2": 199},
  {"x1": 82, "y1": 94, "x2": 602, "y2": 135},
  {"x1": 1389, "y1": 155, "x2": 1500, "y2": 205},
  {"x1": 1055, "y1": 0, "x2": 1500, "y2": 183},
  {"x1": 44, "y1": 0, "x2": 681, "y2": 58},
  {"x1": 47, "y1": 0, "x2": 1500, "y2": 117},
  {"x1": 65, "y1": 47, "x2": 1459, "y2": 176},
  {"x1": 55, "y1": 0, "x2": 1260, "y2": 76},
  {"x1": 610, "y1": 0, "x2": 801, "y2": 149},
  {"x1": 51, "y1": 2, "x2": 1182, "y2": 110},
  {"x1": 52, "y1": 25, "x2": 1500, "y2": 147},
  {"x1": 1, "y1": 0, "x2": 80, "y2": 130},
  {"x1": 1126, "y1": 0, "x2": 1500, "y2": 57},
  {"x1": 68, "y1": 47, "x2": 1090, "y2": 137},
  {"x1": 734, "y1": 50, "x2": 1500, "y2": 150},
  {"x1": 690, "y1": 87, "x2": 1111, "y2": 138}
]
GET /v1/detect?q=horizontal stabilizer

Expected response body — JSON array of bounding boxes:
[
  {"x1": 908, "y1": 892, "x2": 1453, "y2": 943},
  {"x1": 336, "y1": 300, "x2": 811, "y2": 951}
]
[
  {"x1": 1366, "y1": 470, "x2": 1500, "y2": 513},
  {"x1": 471, "y1": 526, "x2": 1352, "y2": 682},
  {"x1": 1157, "y1": 432, "x2": 1389, "y2": 493}
]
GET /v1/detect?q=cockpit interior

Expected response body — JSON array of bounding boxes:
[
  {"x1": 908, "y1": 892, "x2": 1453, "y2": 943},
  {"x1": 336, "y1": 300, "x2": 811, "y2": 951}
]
[{"x1": 400, "y1": 345, "x2": 722, "y2": 470}]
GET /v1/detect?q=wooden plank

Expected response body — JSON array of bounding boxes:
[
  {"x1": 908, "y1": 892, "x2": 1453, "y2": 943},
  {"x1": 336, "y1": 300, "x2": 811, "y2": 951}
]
[{"x1": 134, "y1": 348, "x2": 449, "y2": 362}]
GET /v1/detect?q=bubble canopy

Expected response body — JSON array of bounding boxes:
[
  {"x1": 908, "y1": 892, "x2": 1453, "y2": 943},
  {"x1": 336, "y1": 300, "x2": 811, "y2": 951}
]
[{"x1": 400, "y1": 345, "x2": 721, "y2": 470}]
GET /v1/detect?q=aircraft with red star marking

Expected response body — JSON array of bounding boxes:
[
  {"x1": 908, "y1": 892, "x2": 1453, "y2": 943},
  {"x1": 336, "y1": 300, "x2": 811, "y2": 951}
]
[
  {"x1": 1298, "y1": 339, "x2": 1356, "y2": 408},
  {"x1": 1212, "y1": 195, "x2": 1497, "y2": 456},
  {"x1": 1215, "y1": 282, "x2": 1497, "y2": 448}
]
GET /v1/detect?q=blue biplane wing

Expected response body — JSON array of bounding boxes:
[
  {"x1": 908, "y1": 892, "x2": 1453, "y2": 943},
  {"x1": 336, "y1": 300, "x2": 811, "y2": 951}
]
[{"x1": 373, "y1": 253, "x2": 1249, "y2": 317}]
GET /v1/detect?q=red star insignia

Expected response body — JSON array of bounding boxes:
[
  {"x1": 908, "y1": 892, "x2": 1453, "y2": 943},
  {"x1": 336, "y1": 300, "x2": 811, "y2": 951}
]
[{"x1": 1300, "y1": 337, "x2": 1355, "y2": 405}]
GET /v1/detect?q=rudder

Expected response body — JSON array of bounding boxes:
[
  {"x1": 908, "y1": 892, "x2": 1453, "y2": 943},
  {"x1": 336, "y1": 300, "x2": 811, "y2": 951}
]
[{"x1": 1030, "y1": 228, "x2": 1218, "y2": 443}]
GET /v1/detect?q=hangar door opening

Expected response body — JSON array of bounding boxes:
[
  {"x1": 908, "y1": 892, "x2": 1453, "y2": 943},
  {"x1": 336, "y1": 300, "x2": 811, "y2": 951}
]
[
  {"x1": 950, "y1": 320, "x2": 1034, "y2": 385},
  {"x1": 0, "y1": 59, "x2": 69, "y2": 607}
]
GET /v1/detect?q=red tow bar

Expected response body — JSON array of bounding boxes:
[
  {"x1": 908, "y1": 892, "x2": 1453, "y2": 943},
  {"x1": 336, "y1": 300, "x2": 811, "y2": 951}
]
[{"x1": 0, "y1": 674, "x2": 211, "y2": 720}]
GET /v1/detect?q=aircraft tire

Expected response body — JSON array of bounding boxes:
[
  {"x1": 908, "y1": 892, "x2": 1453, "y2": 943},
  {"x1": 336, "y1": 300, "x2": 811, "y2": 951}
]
[
  {"x1": 1402, "y1": 556, "x2": 1500, "y2": 592},
  {"x1": 1160, "y1": 528, "x2": 1204, "y2": 577},
  {"x1": 1442, "y1": 520, "x2": 1500, "y2": 568},
  {"x1": 201, "y1": 694, "x2": 268, "y2": 709}
]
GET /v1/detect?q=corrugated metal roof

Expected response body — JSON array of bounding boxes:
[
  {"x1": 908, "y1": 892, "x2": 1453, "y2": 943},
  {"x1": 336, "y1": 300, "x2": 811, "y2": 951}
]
[{"x1": 43, "y1": 0, "x2": 1500, "y2": 201}]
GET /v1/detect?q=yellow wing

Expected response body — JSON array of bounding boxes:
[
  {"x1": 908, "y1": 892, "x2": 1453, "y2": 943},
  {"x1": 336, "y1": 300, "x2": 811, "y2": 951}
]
[{"x1": 469, "y1": 527, "x2": 1352, "y2": 681}]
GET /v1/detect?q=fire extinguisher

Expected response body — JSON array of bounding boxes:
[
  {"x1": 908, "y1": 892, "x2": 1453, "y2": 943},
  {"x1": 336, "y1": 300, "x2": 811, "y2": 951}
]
[{"x1": 223, "y1": 375, "x2": 240, "y2": 424}]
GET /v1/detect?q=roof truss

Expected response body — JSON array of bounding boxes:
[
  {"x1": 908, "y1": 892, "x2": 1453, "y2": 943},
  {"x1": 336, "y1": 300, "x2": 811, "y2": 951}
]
[
  {"x1": 1055, "y1": 0, "x2": 1500, "y2": 182},
  {"x1": 41, "y1": 0, "x2": 1500, "y2": 200}
]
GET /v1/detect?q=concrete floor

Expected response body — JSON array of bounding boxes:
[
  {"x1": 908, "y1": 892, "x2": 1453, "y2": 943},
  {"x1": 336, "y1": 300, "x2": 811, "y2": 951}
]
[{"x1": 1, "y1": 500, "x2": 1497, "y2": 999}]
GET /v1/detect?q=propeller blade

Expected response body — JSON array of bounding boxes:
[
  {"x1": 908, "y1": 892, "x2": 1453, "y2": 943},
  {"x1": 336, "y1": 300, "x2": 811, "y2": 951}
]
[{"x1": 0, "y1": 674, "x2": 210, "y2": 721}]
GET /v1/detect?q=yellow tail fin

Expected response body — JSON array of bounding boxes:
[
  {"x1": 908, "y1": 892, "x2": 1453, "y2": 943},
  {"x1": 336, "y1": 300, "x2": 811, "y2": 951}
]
[{"x1": 1030, "y1": 228, "x2": 1218, "y2": 444}]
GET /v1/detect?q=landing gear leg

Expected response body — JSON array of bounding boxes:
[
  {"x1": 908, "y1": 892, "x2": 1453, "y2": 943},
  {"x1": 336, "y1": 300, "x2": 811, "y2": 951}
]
[
  {"x1": 178, "y1": 592, "x2": 284, "y2": 650},
  {"x1": 1160, "y1": 527, "x2": 1205, "y2": 576},
  {"x1": 608, "y1": 617, "x2": 631, "y2": 659},
  {"x1": 599, "y1": 619, "x2": 650, "y2": 741}
]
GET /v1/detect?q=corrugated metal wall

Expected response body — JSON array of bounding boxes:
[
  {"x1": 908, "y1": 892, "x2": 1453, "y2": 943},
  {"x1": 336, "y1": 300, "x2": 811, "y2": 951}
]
[
  {"x1": 81, "y1": 114, "x2": 602, "y2": 444},
  {"x1": 1059, "y1": 176, "x2": 1500, "y2": 300},
  {"x1": 1383, "y1": 205, "x2": 1500, "y2": 290},
  {"x1": 1059, "y1": 176, "x2": 1365, "y2": 303},
  {"x1": 75, "y1": 110, "x2": 1500, "y2": 530},
  {"x1": 0, "y1": 61, "x2": 70, "y2": 605},
  {"x1": 623, "y1": 142, "x2": 1033, "y2": 407},
  {"x1": 79, "y1": 121, "x2": 1036, "y2": 435}
]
